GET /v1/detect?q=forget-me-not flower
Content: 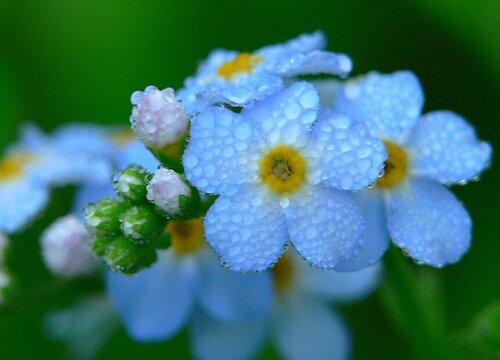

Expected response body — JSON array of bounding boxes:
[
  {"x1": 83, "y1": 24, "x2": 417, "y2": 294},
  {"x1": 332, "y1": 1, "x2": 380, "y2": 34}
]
[
  {"x1": 333, "y1": 71, "x2": 492, "y2": 269},
  {"x1": 106, "y1": 217, "x2": 272, "y2": 342},
  {"x1": 183, "y1": 82, "x2": 387, "y2": 271},
  {"x1": 178, "y1": 31, "x2": 352, "y2": 116},
  {"x1": 194, "y1": 253, "x2": 381, "y2": 360}
]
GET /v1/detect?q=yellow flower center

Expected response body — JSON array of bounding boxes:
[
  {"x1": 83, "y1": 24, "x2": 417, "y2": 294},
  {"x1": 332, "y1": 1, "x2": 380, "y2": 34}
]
[
  {"x1": 0, "y1": 151, "x2": 33, "y2": 181},
  {"x1": 217, "y1": 52, "x2": 263, "y2": 81},
  {"x1": 272, "y1": 254, "x2": 294, "y2": 292},
  {"x1": 376, "y1": 140, "x2": 409, "y2": 188},
  {"x1": 109, "y1": 128, "x2": 135, "y2": 147},
  {"x1": 168, "y1": 218, "x2": 205, "y2": 254},
  {"x1": 260, "y1": 145, "x2": 307, "y2": 194}
]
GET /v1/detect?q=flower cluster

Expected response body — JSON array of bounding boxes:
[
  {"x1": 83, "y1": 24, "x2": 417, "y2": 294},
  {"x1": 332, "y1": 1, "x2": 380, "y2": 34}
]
[{"x1": 0, "y1": 31, "x2": 492, "y2": 360}]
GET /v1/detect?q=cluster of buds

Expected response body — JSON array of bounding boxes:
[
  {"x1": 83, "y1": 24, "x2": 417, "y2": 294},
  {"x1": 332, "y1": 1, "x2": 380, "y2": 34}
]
[{"x1": 84, "y1": 164, "x2": 204, "y2": 274}]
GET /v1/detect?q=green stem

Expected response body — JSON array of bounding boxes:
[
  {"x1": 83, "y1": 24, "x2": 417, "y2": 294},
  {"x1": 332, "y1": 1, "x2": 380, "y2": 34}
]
[
  {"x1": 149, "y1": 148, "x2": 184, "y2": 174},
  {"x1": 380, "y1": 246, "x2": 454, "y2": 360}
]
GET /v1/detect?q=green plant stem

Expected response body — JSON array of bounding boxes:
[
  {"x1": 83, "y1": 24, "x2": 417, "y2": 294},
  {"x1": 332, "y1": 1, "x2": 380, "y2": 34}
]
[{"x1": 381, "y1": 246, "x2": 454, "y2": 360}]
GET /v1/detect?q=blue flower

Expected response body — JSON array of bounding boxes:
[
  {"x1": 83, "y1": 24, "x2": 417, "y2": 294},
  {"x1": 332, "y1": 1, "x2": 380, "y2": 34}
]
[
  {"x1": 106, "y1": 218, "x2": 272, "y2": 342},
  {"x1": 183, "y1": 82, "x2": 387, "y2": 271},
  {"x1": 193, "y1": 253, "x2": 382, "y2": 360},
  {"x1": 178, "y1": 31, "x2": 352, "y2": 116},
  {"x1": 334, "y1": 71, "x2": 492, "y2": 269}
]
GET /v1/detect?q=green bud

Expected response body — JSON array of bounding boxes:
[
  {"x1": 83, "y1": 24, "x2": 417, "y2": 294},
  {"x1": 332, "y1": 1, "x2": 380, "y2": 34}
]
[
  {"x1": 119, "y1": 205, "x2": 166, "y2": 244},
  {"x1": 85, "y1": 197, "x2": 127, "y2": 236},
  {"x1": 114, "y1": 164, "x2": 150, "y2": 203},
  {"x1": 105, "y1": 236, "x2": 157, "y2": 274},
  {"x1": 89, "y1": 236, "x2": 114, "y2": 257}
]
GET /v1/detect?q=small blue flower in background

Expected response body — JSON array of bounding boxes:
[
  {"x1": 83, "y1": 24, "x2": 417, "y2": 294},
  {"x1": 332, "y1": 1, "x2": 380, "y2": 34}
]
[
  {"x1": 194, "y1": 253, "x2": 381, "y2": 360},
  {"x1": 334, "y1": 71, "x2": 492, "y2": 269},
  {"x1": 178, "y1": 31, "x2": 352, "y2": 116},
  {"x1": 183, "y1": 82, "x2": 387, "y2": 271},
  {"x1": 106, "y1": 218, "x2": 273, "y2": 342}
]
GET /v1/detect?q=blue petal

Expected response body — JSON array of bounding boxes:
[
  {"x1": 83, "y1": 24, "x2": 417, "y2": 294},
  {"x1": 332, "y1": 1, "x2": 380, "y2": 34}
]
[
  {"x1": 385, "y1": 178, "x2": 472, "y2": 267},
  {"x1": 336, "y1": 71, "x2": 424, "y2": 142},
  {"x1": 191, "y1": 310, "x2": 266, "y2": 360},
  {"x1": 273, "y1": 296, "x2": 350, "y2": 360},
  {"x1": 286, "y1": 185, "x2": 365, "y2": 268},
  {"x1": 204, "y1": 184, "x2": 288, "y2": 272},
  {"x1": 407, "y1": 111, "x2": 492, "y2": 184},
  {"x1": 305, "y1": 112, "x2": 386, "y2": 191},
  {"x1": 198, "y1": 249, "x2": 273, "y2": 321},
  {"x1": 106, "y1": 252, "x2": 199, "y2": 341},
  {"x1": 334, "y1": 189, "x2": 390, "y2": 271},
  {"x1": 183, "y1": 107, "x2": 261, "y2": 196}
]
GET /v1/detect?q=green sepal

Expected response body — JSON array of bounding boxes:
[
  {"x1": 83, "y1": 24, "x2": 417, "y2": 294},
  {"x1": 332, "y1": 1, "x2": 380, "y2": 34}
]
[
  {"x1": 151, "y1": 231, "x2": 172, "y2": 250},
  {"x1": 105, "y1": 236, "x2": 157, "y2": 275}
]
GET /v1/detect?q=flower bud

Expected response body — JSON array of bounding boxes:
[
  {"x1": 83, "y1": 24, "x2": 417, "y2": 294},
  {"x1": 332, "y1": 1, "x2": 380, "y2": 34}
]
[
  {"x1": 130, "y1": 86, "x2": 188, "y2": 149},
  {"x1": 85, "y1": 197, "x2": 127, "y2": 236},
  {"x1": 41, "y1": 215, "x2": 97, "y2": 278},
  {"x1": 113, "y1": 164, "x2": 150, "y2": 203},
  {"x1": 105, "y1": 236, "x2": 157, "y2": 274},
  {"x1": 119, "y1": 205, "x2": 165, "y2": 243},
  {"x1": 146, "y1": 168, "x2": 191, "y2": 215}
]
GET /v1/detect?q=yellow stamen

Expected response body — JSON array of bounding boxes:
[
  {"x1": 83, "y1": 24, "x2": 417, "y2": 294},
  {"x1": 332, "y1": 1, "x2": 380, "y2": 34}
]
[
  {"x1": 260, "y1": 145, "x2": 307, "y2": 194},
  {"x1": 376, "y1": 140, "x2": 409, "y2": 188},
  {"x1": 0, "y1": 151, "x2": 33, "y2": 181},
  {"x1": 168, "y1": 218, "x2": 205, "y2": 254},
  {"x1": 272, "y1": 254, "x2": 294, "y2": 292},
  {"x1": 217, "y1": 53, "x2": 263, "y2": 81}
]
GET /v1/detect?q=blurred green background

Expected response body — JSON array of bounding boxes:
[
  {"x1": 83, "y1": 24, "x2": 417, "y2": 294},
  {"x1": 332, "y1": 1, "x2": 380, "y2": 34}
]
[{"x1": 0, "y1": 0, "x2": 498, "y2": 359}]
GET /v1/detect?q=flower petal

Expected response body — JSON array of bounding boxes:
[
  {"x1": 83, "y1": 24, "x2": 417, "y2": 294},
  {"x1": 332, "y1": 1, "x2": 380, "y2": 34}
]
[
  {"x1": 278, "y1": 50, "x2": 353, "y2": 78},
  {"x1": 273, "y1": 296, "x2": 350, "y2": 360},
  {"x1": 336, "y1": 71, "x2": 424, "y2": 142},
  {"x1": 183, "y1": 107, "x2": 261, "y2": 196},
  {"x1": 106, "y1": 252, "x2": 198, "y2": 341},
  {"x1": 305, "y1": 112, "x2": 386, "y2": 190},
  {"x1": 334, "y1": 189, "x2": 390, "y2": 271},
  {"x1": 286, "y1": 185, "x2": 365, "y2": 268},
  {"x1": 0, "y1": 180, "x2": 48, "y2": 234},
  {"x1": 259, "y1": 31, "x2": 326, "y2": 60},
  {"x1": 298, "y1": 263, "x2": 382, "y2": 302},
  {"x1": 198, "y1": 249, "x2": 273, "y2": 321},
  {"x1": 243, "y1": 81, "x2": 319, "y2": 145},
  {"x1": 204, "y1": 184, "x2": 288, "y2": 272},
  {"x1": 191, "y1": 311, "x2": 266, "y2": 360},
  {"x1": 407, "y1": 111, "x2": 492, "y2": 184},
  {"x1": 385, "y1": 178, "x2": 472, "y2": 267}
]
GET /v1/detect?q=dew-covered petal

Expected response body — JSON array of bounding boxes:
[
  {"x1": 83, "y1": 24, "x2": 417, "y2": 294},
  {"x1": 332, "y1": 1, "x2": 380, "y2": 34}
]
[
  {"x1": 0, "y1": 180, "x2": 48, "y2": 234},
  {"x1": 204, "y1": 184, "x2": 287, "y2": 272},
  {"x1": 298, "y1": 263, "x2": 381, "y2": 302},
  {"x1": 336, "y1": 71, "x2": 424, "y2": 142},
  {"x1": 198, "y1": 249, "x2": 273, "y2": 321},
  {"x1": 192, "y1": 311, "x2": 266, "y2": 360},
  {"x1": 258, "y1": 31, "x2": 326, "y2": 61},
  {"x1": 334, "y1": 189, "x2": 390, "y2": 271},
  {"x1": 106, "y1": 252, "x2": 198, "y2": 341},
  {"x1": 243, "y1": 82, "x2": 319, "y2": 147},
  {"x1": 273, "y1": 296, "x2": 350, "y2": 360},
  {"x1": 305, "y1": 112, "x2": 386, "y2": 190},
  {"x1": 385, "y1": 178, "x2": 472, "y2": 267},
  {"x1": 183, "y1": 107, "x2": 261, "y2": 196},
  {"x1": 277, "y1": 50, "x2": 352, "y2": 78},
  {"x1": 407, "y1": 111, "x2": 492, "y2": 184},
  {"x1": 286, "y1": 185, "x2": 365, "y2": 268}
]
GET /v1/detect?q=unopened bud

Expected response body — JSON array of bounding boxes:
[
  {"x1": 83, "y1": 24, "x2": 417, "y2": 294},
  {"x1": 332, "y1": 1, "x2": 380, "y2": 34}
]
[
  {"x1": 85, "y1": 197, "x2": 127, "y2": 236},
  {"x1": 119, "y1": 205, "x2": 165, "y2": 243},
  {"x1": 146, "y1": 168, "x2": 191, "y2": 215},
  {"x1": 105, "y1": 236, "x2": 157, "y2": 274},
  {"x1": 41, "y1": 215, "x2": 97, "y2": 278},
  {"x1": 130, "y1": 86, "x2": 188, "y2": 149},
  {"x1": 114, "y1": 164, "x2": 150, "y2": 203}
]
